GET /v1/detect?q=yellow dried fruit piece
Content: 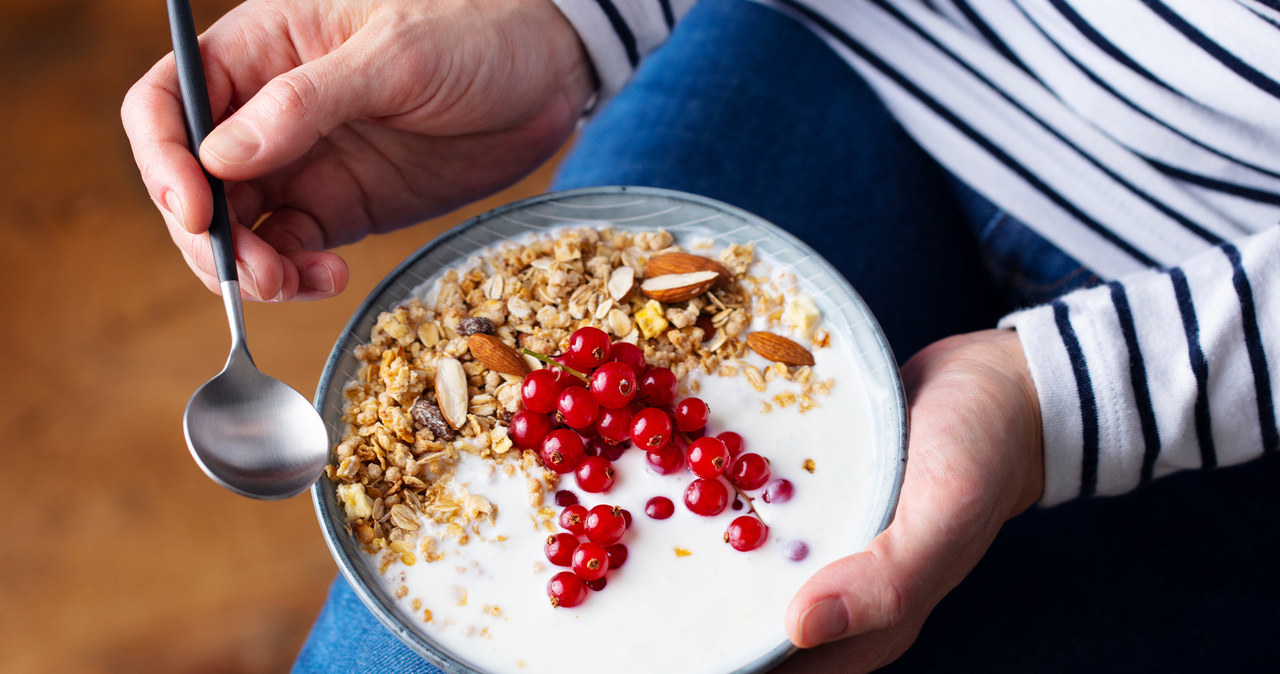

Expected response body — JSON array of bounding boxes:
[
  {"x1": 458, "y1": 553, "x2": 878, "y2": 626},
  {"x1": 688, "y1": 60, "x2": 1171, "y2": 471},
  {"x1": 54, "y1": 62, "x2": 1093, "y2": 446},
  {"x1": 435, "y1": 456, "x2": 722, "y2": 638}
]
[
  {"x1": 635, "y1": 300, "x2": 669, "y2": 339},
  {"x1": 337, "y1": 483, "x2": 374, "y2": 519}
]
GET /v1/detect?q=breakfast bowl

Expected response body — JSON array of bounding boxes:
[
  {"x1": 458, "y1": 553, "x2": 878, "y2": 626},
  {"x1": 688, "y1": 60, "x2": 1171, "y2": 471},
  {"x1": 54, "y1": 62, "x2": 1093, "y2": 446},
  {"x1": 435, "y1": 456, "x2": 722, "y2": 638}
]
[{"x1": 311, "y1": 186, "x2": 907, "y2": 673}]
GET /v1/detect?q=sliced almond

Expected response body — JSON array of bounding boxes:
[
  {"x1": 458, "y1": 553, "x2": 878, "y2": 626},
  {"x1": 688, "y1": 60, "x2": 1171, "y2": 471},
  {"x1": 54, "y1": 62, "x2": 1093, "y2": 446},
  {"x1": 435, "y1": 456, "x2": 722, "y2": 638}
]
[
  {"x1": 639, "y1": 270, "x2": 719, "y2": 303},
  {"x1": 467, "y1": 334, "x2": 531, "y2": 377},
  {"x1": 746, "y1": 331, "x2": 815, "y2": 367},
  {"x1": 644, "y1": 252, "x2": 732, "y2": 287},
  {"x1": 607, "y1": 266, "x2": 636, "y2": 302},
  {"x1": 434, "y1": 357, "x2": 470, "y2": 430}
]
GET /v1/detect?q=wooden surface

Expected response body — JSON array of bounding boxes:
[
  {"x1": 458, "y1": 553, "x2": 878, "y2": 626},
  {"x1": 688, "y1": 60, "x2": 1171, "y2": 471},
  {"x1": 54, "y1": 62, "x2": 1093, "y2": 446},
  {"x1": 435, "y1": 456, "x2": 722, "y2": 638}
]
[{"x1": 0, "y1": 3, "x2": 556, "y2": 671}]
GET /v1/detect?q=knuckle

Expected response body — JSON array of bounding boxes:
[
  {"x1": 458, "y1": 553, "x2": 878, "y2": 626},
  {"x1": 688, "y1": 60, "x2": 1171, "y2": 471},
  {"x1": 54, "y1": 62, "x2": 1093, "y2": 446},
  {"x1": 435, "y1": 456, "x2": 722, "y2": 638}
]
[{"x1": 265, "y1": 72, "x2": 319, "y2": 121}]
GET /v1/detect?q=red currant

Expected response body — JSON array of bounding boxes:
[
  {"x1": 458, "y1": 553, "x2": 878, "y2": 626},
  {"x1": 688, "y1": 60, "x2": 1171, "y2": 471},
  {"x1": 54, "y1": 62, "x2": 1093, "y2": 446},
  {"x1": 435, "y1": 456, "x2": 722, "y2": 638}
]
[
  {"x1": 544, "y1": 532, "x2": 578, "y2": 566},
  {"x1": 645, "y1": 496, "x2": 675, "y2": 519},
  {"x1": 556, "y1": 387, "x2": 600, "y2": 430},
  {"x1": 686, "y1": 436, "x2": 730, "y2": 479},
  {"x1": 571, "y1": 541, "x2": 610, "y2": 581},
  {"x1": 552, "y1": 355, "x2": 587, "y2": 387},
  {"x1": 589, "y1": 361, "x2": 638, "y2": 409},
  {"x1": 762, "y1": 478, "x2": 795, "y2": 504},
  {"x1": 586, "y1": 435, "x2": 627, "y2": 461},
  {"x1": 717, "y1": 431, "x2": 745, "y2": 459},
  {"x1": 673, "y1": 397, "x2": 710, "y2": 432},
  {"x1": 593, "y1": 407, "x2": 633, "y2": 445},
  {"x1": 547, "y1": 571, "x2": 587, "y2": 608},
  {"x1": 540, "y1": 428, "x2": 586, "y2": 474},
  {"x1": 729, "y1": 453, "x2": 771, "y2": 490},
  {"x1": 630, "y1": 407, "x2": 673, "y2": 449},
  {"x1": 520, "y1": 368, "x2": 564, "y2": 414},
  {"x1": 644, "y1": 442, "x2": 684, "y2": 475},
  {"x1": 553, "y1": 489, "x2": 579, "y2": 507},
  {"x1": 608, "y1": 341, "x2": 647, "y2": 375},
  {"x1": 559, "y1": 504, "x2": 587, "y2": 535},
  {"x1": 584, "y1": 504, "x2": 628, "y2": 546},
  {"x1": 684, "y1": 478, "x2": 729, "y2": 516},
  {"x1": 605, "y1": 543, "x2": 628, "y2": 570},
  {"x1": 784, "y1": 540, "x2": 810, "y2": 561},
  {"x1": 509, "y1": 409, "x2": 553, "y2": 450},
  {"x1": 724, "y1": 515, "x2": 769, "y2": 551},
  {"x1": 564, "y1": 326, "x2": 612, "y2": 372},
  {"x1": 584, "y1": 577, "x2": 608, "y2": 592},
  {"x1": 575, "y1": 456, "x2": 616, "y2": 493},
  {"x1": 638, "y1": 367, "x2": 678, "y2": 406}
]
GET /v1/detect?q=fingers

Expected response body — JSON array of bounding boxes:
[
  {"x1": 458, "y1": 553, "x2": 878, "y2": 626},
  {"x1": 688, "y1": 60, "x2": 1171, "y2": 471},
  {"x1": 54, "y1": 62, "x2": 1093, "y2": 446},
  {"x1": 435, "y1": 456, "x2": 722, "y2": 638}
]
[{"x1": 199, "y1": 41, "x2": 378, "y2": 181}]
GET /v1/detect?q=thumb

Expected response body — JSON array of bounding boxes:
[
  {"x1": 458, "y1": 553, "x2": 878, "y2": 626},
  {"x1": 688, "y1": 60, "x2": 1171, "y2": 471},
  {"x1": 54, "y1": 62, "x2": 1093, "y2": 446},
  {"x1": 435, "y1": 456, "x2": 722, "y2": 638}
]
[{"x1": 199, "y1": 45, "x2": 372, "y2": 180}]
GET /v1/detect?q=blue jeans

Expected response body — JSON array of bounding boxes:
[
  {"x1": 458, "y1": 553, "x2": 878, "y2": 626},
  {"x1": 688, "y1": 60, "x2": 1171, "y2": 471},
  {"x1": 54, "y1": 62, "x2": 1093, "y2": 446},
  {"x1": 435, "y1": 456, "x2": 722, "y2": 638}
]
[{"x1": 295, "y1": 0, "x2": 1279, "y2": 671}]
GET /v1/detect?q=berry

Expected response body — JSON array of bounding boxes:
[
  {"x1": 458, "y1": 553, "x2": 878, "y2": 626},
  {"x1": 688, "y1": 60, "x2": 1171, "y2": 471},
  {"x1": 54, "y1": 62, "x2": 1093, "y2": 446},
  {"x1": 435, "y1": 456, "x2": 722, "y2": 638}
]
[
  {"x1": 571, "y1": 542, "x2": 611, "y2": 581},
  {"x1": 645, "y1": 496, "x2": 675, "y2": 520},
  {"x1": 520, "y1": 368, "x2": 565, "y2": 414},
  {"x1": 565, "y1": 326, "x2": 612, "y2": 371},
  {"x1": 605, "y1": 543, "x2": 628, "y2": 570},
  {"x1": 619, "y1": 508, "x2": 633, "y2": 528},
  {"x1": 547, "y1": 571, "x2": 588, "y2": 608},
  {"x1": 724, "y1": 516, "x2": 769, "y2": 551},
  {"x1": 686, "y1": 436, "x2": 730, "y2": 479},
  {"x1": 608, "y1": 342, "x2": 647, "y2": 375},
  {"x1": 644, "y1": 442, "x2": 684, "y2": 475},
  {"x1": 556, "y1": 387, "x2": 600, "y2": 430},
  {"x1": 783, "y1": 540, "x2": 810, "y2": 561},
  {"x1": 559, "y1": 504, "x2": 587, "y2": 535},
  {"x1": 589, "y1": 361, "x2": 638, "y2": 409},
  {"x1": 552, "y1": 355, "x2": 587, "y2": 387},
  {"x1": 638, "y1": 367, "x2": 678, "y2": 406},
  {"x1": 509, "y1": 409, "x2": 553, "y2": 450},
  {"x1": 554, "y1": 490, "x2": 579, "y2": 507},
  {"x1": 684, "y1": 478, "x2": 729, "y2": 516},
  {"x1": 575, "y1": 456, "x2": 617, "y2": 493},
  {"x1": 762, "y1": 478, "x2": 795, "y2": 504},
  {"x1": 540, "y1": 429, "x2": 586, "y2": 474},
  {"x1": 673, "y1": 397, "x2": 710, "y2": 432},
  {"x1": 545, "y1": 532, "x2": 579, "y2": 566},
  {"x1": 585, "y1": 504, "x2": 628, "y2": 546},
  {"x1": 729, "y1": 453, "x2": 771, "y2": 490},
  {"x1": 593, "y1": 407, "x2": 633, "y2": 445},
  {"x1": 584, "y1": 577, "x2": 608, "y2": 592},
  {"x1": 630, "y1": 407, "x2": 673, "y2": 449},
  {"x1": 717, "y1": 431, "x2": 745, "y2": 459},
  {"x1": 587, "y1": 435, "x2": 627, "y2": 461}
]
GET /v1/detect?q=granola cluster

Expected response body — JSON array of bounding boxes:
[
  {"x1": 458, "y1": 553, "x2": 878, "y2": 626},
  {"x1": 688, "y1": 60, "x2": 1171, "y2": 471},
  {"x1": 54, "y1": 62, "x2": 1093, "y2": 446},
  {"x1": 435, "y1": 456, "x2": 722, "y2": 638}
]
[{"x1": 326, "y1": 227, "x2": 830, "y2": 570}]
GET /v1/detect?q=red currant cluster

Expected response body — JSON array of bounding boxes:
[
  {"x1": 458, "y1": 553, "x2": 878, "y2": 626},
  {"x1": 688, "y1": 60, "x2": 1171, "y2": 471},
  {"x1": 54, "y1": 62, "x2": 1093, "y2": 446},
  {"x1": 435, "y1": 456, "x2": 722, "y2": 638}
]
[
  {"x1": 515, "y1": 327, "x2": 793, "y2": 607},
  {"x1": 544, "y1": 495, "x2": 630, "y2": 608}
]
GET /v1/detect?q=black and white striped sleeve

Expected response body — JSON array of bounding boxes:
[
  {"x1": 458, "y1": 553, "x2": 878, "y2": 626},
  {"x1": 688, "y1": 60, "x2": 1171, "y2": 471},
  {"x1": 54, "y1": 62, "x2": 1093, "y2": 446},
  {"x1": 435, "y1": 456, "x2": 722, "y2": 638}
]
[
  {"x1": 549, "y1": 0, "x2": 697, "y2": 100},
  {"x1": 999, "y1": 225, "x2": 1280, "y2": 506}
]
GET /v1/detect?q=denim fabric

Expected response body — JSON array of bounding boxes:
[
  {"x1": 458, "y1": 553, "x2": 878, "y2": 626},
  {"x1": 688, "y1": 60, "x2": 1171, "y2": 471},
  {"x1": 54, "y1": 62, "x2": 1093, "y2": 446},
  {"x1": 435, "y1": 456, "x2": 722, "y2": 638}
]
[{"x1": 294, "y1": 0, "x2": 1279, "y2": 671}]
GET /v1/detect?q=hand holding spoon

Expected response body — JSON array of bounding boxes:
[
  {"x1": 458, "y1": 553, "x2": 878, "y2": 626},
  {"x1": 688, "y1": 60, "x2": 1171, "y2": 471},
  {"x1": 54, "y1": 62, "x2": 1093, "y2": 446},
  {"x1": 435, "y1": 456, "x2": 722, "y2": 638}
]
[{"x1": 168, "y1": 0, "x2": 328, "y2": 499}]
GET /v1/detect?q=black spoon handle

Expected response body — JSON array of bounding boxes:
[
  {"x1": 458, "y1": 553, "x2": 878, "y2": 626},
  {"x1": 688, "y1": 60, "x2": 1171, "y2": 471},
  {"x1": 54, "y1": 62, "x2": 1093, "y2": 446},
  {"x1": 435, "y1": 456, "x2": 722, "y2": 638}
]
[{"x1": 166, "y1": 0, "x2": 236, "y2": 284}]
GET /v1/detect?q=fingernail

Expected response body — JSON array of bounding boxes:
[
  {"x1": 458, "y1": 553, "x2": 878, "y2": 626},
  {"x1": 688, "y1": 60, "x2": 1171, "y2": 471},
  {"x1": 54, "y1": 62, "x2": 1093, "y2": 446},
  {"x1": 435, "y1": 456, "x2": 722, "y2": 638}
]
[
  {"x1": 302, "y1": 263, "x2": 336, "y2": 295},
  {"x1": 799, "y1": 597, "x2": 849, "y2": 646},
  {"x1": 202, "y1": 120, "x2": 260, "y2": 165},
  {"x1": 163, "y1": 191, "x2": 187, "y2": 228}
]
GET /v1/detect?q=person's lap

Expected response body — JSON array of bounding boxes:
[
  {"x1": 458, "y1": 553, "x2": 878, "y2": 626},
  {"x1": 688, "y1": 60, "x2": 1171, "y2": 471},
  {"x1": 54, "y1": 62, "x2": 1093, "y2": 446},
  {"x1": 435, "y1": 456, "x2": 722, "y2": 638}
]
[{"x1": 294, "y1": 1, "x2": 1280, "y2": 671}]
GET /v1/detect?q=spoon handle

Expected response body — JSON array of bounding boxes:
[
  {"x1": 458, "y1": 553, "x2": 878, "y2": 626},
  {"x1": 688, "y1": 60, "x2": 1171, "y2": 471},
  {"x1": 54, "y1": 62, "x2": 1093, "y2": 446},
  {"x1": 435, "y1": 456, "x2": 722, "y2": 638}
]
[{"x1": 166, "y1": 0, "x2": 236, "y2": 285}]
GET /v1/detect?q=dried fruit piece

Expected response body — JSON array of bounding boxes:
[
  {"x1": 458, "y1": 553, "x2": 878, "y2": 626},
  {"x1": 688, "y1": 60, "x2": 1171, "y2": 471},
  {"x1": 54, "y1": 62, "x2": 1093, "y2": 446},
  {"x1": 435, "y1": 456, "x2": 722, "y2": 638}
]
[
  {"x1": 467, "y1": 333, "x2": 532, "y2": 377},
  {"x1": 434, "y1": 357, "x2": 470, "y2": 430},
  {"x1": 607, "y1": 266, "x2": 636, "y2": 302},
  {"x1": 746, "y1": 331, "x2": 815, "y2": 367},
  {"x1": 644, "y1": 252, "x2": 731, "y2": 287},
  {"x1": 782, "y1": 293, "x2": 822, "y2": 338},
  {"x1": 639, "y1": 270, "x2": 719, "y2": 303},
  {"x1": 634, "y1": 300, "x2": 669, "y2": 339},
  {"x1": 458, "y1": 317, "x2": 496, "y2": 336},
  {"x1": 410, "y1": 397, "x2": 455, "y2": 441}
]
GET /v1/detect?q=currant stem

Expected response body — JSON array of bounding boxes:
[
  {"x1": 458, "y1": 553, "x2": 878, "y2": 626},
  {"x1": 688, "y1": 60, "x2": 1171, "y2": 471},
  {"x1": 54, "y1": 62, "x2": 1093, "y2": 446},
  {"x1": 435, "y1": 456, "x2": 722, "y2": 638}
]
[{"x1": 521, "y1": 348, "x2": 590, "y2": 382}]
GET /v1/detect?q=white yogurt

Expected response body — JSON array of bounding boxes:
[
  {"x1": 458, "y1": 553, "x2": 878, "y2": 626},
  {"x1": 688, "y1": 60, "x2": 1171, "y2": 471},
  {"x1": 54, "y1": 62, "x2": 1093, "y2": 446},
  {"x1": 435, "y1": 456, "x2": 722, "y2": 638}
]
[{"x1": 363, "y1": 324, "x2": 883, "y2": 674}]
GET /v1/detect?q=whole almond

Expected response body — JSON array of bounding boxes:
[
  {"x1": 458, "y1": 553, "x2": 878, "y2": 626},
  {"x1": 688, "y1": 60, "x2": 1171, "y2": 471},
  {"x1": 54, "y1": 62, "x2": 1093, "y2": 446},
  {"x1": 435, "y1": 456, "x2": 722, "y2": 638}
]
[
  {"x1": 639, "y1": 270, "x2": 719, "y2": 303},
  {"x1": 434, "y1": 357, "x2": 470, "y2": 430},
  {"x1": 467, "y1": 334, "x2": 532, "y2": 377},
  {"x1": 644, "y1": 252, "x2": 732, "y2": 287},
  {"x1": 746, "y1": 331, "x2": 815, "y2": 367}
]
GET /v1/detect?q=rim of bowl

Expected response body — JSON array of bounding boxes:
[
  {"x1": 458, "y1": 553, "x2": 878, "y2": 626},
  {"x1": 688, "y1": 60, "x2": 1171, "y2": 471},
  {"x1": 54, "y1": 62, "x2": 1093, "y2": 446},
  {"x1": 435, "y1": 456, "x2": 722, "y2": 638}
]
[{"x1": 310, "y1": 185, "x2": 908, "y2": 674}]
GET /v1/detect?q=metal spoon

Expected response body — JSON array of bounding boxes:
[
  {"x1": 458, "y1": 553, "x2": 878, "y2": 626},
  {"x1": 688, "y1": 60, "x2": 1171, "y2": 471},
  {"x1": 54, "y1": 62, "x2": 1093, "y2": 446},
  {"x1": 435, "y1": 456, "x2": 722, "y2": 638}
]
[{"x1": 168, "y1": 0, "x2": 328, "y2": 499}]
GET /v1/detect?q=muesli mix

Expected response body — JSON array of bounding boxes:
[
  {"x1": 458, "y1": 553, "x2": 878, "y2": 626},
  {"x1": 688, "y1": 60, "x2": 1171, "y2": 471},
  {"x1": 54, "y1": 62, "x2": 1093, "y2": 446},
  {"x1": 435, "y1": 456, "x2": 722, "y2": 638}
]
[{"x1": 325, "y1": 227, "x2": 833, "y2": 580}]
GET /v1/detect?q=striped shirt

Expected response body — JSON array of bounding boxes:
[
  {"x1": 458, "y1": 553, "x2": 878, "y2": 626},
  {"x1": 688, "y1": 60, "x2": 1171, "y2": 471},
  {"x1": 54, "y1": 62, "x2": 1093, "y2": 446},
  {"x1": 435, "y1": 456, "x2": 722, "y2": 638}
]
[{"x1": 550, "y1": 0, "x2": 1280, "y2": 504}]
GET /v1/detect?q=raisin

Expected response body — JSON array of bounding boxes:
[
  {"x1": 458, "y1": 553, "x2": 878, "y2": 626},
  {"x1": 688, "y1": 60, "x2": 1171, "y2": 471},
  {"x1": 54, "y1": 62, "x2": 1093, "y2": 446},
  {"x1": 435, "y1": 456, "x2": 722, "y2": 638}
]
[
  {"x1": 457, "y1": 317, "x2": 495, "y2": 337},
  {"x1": 410, "y1": 397, "x2": 454, "y2": 441}
]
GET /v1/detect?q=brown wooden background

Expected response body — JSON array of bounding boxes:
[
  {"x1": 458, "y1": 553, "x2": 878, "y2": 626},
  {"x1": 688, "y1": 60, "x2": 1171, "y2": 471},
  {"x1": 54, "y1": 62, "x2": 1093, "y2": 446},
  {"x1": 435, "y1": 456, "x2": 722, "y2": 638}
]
[{"x1": 0, "y1": 2, "x2": 555, "y2": 671}]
